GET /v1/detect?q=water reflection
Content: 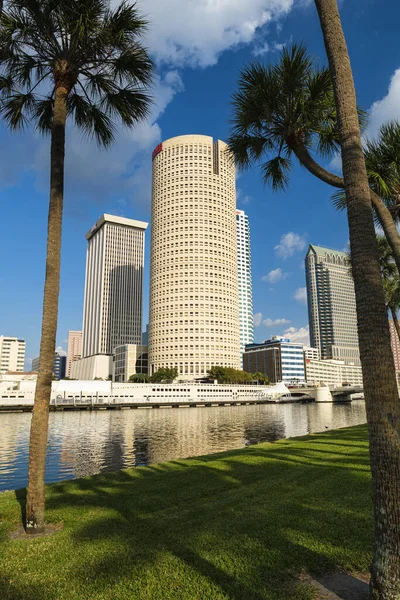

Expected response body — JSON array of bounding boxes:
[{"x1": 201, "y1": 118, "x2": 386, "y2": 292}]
[{"x1": 0, "y1": 401, "x2": 367, "y2": 492}]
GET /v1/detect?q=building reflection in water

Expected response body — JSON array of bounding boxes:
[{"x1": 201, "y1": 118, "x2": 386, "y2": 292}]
[{"x1": 0, "y1": 401, "x2": 367, "y2": 491}]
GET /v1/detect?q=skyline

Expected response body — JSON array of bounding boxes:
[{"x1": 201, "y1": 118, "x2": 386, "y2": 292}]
[{"x1": 1, "y1": 0, "x2": 400, "y2": 368}]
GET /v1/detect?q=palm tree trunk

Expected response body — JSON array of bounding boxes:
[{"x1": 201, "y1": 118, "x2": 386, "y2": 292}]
[
  {"x1": 291, "y1": 140, "x2": 400, "y2": 275},
  {"x1": 390, "y1": 307, "x2": 400, "y2": 346},
  {"x1": 25, "y1": 85, "x2": 67, "y2": 534},
  {"x1": 314, "y1": 1, "x2": 400, "y2": 599}
]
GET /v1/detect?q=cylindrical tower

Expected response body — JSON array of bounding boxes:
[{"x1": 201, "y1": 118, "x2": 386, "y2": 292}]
[{"x1": 149, "y1": 134, "x2": 240, "y2": 379}]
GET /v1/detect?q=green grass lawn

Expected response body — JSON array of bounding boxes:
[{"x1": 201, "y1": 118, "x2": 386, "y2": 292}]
[{"x1": 0, "y1": 425, "x2": 373, "y2": 600}]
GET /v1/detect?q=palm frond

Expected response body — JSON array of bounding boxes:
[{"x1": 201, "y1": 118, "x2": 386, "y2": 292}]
[
  {"x1": 330, "y1": 188, "x2": 347, "y2": 212},
  {"x1": 1, "y1": 91, "x2": 36, "y2": 129},
  {"x1": 68, "y1": 91, "x2": 115, "y2": 147},
  {"x1": 34, "y1": 95, "x2": 54, "y2": 133},
  {"x1": 102, "y1": 86, "x2": 151, "y2": 126},
  {"x1": 262, "y1": 155, "x2": 291, "y2": 191},
  {"x1": 0, "y1": 0, "x2": 153, "y2": 143}
]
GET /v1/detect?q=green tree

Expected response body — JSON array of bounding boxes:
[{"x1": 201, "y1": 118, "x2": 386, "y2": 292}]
[
  {"x1": 129, "y1": 373, "x2": 149, "y2": 383},
  {"x1": 315, "y1": 1, "x2": 400, "y2": 597},
  {"x1": 149, "y1": 368, "x2": 178, "y2": 383},
  {"x1": 252, "y1": 372, "x2": 269, "y2": 385},
  {"x1": 227, "y1": 45, "x2": 400, "y2": 275},
  {"x1": 207, "y1": 366, "x2": 255, "y2": 384},
  {"x1": 0, "y1": 0, "x2": 153, "y2": 534}
]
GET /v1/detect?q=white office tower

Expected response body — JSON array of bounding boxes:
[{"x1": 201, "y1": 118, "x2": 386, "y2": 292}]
[
  {"x1": 0, "y1": 336, "x2": 25, "y2": 373},
  {"x1": 66, "y1": 330, "x2": 82, "y2": 377},
  {"x1": 236, "y1": 210, "x2": 254, "y2": 365},
  {"x1": 305, "y1": 244, "x2": 360, "y2": 365},
  {"x1": 149, "y1": 134, "x2": 241, "y2": 378},
  {"x1": 82, "y1": 214, "x2": 148, "y2": 358}
]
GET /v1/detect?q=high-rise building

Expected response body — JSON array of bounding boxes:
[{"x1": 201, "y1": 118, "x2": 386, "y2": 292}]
[
  {"x1": 305, "y1": 244, "x2": 360, "y2": 365},
  {"x1": 113, "y1": 344, "x2": 148, "y2": 382},
  {"x1": 236, "y1": 210, "x2": 254, "y2": 366},
  {"x1": 389, "y1": 319, "x2": 400, "y2": 379},
  {"x1": 32, "y1": 352, "x2": 66, "y2": 380},
  {"x1": 243, "y1": 337, "x2": 305, "y2": 384},
  {"x1": 53, "y1": 354, "x2": 66, "y2": 380},
  {"x1": 149, "y1": 134, "x2": 240, "y2": 378},
  {"x1": 82, "y1": 214, "x2": 148, "y2": 358},
  {"x1": 66, "y1": 330, "x2": 82, "y2": 377},
  {"x1": 0, "y1": 336, "x2": 25, "y2": 373}
]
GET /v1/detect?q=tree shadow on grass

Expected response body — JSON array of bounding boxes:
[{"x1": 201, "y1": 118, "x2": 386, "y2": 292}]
[
  {"x1": 0, "y1": 576, "x2": 51, "y2": 600},
  {"x1": 14, "y1": 487, "x2": 26, "y2": 528},
  {"x1": 5, "y1": 426, "x2": 373, "y2": 600}
]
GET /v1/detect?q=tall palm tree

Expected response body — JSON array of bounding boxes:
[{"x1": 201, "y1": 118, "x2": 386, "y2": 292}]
[
  {"x1": 0, "y1": 0, "x2": 153, "y2": 534},
  {"x1": 227, "y1": 45, "x2": 400, "y2": 275},
  {"x1": 314, "y1": 1, "x2": 400, "y2": 598}
]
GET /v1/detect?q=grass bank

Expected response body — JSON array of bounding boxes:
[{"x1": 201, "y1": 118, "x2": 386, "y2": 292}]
[{"x1": 0, "y1": 425, "x2": 373, "y2": 600}]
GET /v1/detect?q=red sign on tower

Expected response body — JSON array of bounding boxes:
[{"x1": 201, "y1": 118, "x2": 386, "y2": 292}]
[{"x1": 152, "y1": 143, "x2": 163, "y2": 160}]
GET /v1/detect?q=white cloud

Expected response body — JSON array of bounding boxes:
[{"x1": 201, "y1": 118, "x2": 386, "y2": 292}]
[
  {"x1": 253, "y1": 312, "x2": 263, "y2": 327},
  {"x1": 328, "y1": 152, "x2": 342, "y2": 174},
  {"x1": 282, "y1": 325, "x2": 310, "y2": 345},
  {"x1": 274, "y1": 232, "x2": 306, "y2": 259},
  {"x1": 252, "y1": 42, "x2": 270, "y2": 56},
  {"x1": 237, "y1": 188, "x2": 252, "y2": 205},
  {"x1": 368, "y1": 68, "x2": 400, "y2": 139},
  {"x1": 262, "y1": 317, "x2": 291, "y2": 327},
  {"x1": 55, "y1": 346, "x2": 67, "y2": 356},
  {"x1": 294, "y1": 286, "x2": 307, "y2": 304},
  {"x1": 31, "y1": 70, "x2": 184, "y2": 207},
  {"x1": 127, "y1": 0, "x2": 296, "y2": 69},
  {"x1": 262, "y1": 268, "x2": 288, "y2": 283},
  {"x1": 253, "y1": 38, "x2": 290, "y2": 56},
  {"x1": 2, "y1": 1, "x2": 301, "y2": 205},
  {"x1": 330, "y1": 67, "x2": 400, "y2": 172}
]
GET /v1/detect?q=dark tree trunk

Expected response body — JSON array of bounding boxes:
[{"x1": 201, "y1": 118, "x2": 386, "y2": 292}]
[
  {"x1": 314, "y1": 1, "x2": 400, "y2": 599},
  {"x1": 25, "y1": 85, "x2": 67, "y2": 534}
]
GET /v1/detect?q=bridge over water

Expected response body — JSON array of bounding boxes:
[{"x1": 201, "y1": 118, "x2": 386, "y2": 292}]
[{"x1": 290, "y1": 385, "x2": 364, "y2": 402}]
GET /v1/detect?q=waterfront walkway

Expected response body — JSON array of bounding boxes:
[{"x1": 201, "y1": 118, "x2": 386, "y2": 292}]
[{"x1": 0, "y1": 425, "x2": 372, "y2": 600}]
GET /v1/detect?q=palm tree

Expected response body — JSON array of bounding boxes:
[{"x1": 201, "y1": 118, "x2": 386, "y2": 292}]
[
  {"x1": 227, "y1": 45, "x2": 400, "y2": 275},
  {"x1": 376, "y1": 235, "x2": 400, "y2": 342},
  {"x1": 350, "y1": 235, "x2": 400, "y2": 344},
  {"x1": 332, "y1": 121, "x2": 400, "y2": 232},
  {"x1": 0, "y1": 0, "x2": 153, "y2": 534},
  {"x1": 314, "y1": 1, "x2": 400, "y2": 598}
]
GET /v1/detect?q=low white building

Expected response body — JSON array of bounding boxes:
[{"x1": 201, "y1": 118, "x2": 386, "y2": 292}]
[
  {"x1": 113, "y1": 344, "x2": 148, "y2": 382},
  {"x1": 0, "y1": 336, "x2": 25, "y2": 373},
  {"x1": 70, "y1": 355, "x2": 112, "y2": 380},
  {"x1": 305, "y1": 358, "x2": 363, "y2": 387},
  {"x1": 304, "y1": 346, "x2": 320, "y2": 361}
]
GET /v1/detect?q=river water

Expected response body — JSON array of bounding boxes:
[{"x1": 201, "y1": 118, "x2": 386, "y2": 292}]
[{"x1": 0, "y1": 401, "x2": 367, "y2": 492}]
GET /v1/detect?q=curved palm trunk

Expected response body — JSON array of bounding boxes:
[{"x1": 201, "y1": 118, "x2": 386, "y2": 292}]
[
  {"x1": 291, "y1": 141, "x2": 400, "y2": 275},
  {"x1": 390, "y1": 307, "x2": 400, "y2": 346},
  {"x1": 314, "y1": 1, "x2": 400, "y2": 599},
  {"x1": 25, "y1": 85, "x2": 67, "y2": 534}
]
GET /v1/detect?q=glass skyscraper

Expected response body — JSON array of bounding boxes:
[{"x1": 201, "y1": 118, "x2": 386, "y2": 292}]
[
  {"x1": 82, "y1": 214, "x2": 148, "y2": 358},
  {"x1": 305, "y1": 244, "x2": 360, "y2": 365}
]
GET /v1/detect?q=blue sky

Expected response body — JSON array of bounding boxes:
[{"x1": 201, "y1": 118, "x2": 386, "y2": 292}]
[{"x1": 1, "y1": 0, "x2": 400, "y2": 368}]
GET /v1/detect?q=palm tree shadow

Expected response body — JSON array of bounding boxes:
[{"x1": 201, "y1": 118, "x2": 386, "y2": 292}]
[{"x1": 14, "y1": 487, "x2": 27, "y2": 530}]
